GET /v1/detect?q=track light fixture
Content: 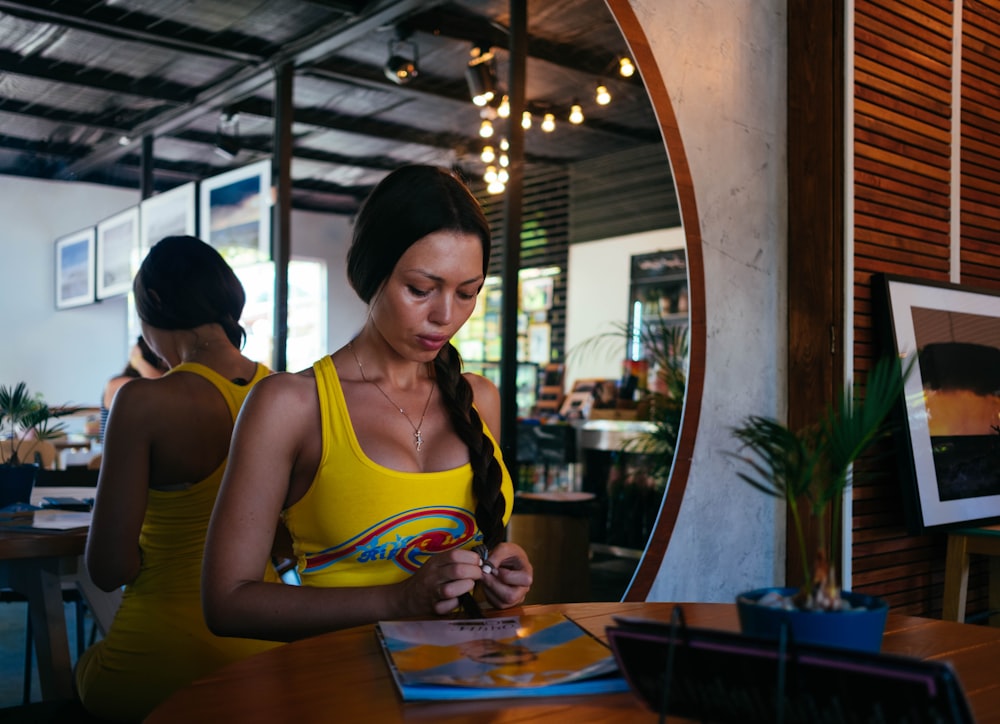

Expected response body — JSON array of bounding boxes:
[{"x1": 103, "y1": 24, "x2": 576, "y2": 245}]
[
  {"x1": 215, "y1": 110, "x2": 241, "y2": 160},
  {"x1": 384, "y1": 27, "x2": 419, "y2": 85},
  {"x1": 466, "y1": 44, "x2": 496, "y2": 106}
]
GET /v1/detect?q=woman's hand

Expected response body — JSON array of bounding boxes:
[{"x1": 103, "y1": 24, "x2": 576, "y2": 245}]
[
  {"x1": 401, "y1": 548, "x2": 486, "y2": 616},
  {"x1": 478, "y1": 542, "x2": 533, "y2": 609}
]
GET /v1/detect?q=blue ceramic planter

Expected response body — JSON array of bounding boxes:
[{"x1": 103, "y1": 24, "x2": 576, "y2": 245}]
[
  {"x1": 0, "y1": 463, "x2": 38, "y2": 509},
  {"x1": 737, "y1": 586, "x2": 889, "y2": 653}
]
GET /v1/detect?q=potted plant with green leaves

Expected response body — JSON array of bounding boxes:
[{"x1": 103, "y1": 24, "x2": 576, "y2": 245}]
[
  {"x1": 727, "y1": 353, "x2": 913, "y2": 651},
  {"x1": 0, "y1": 382, "x2": 77, "y2": 507}
]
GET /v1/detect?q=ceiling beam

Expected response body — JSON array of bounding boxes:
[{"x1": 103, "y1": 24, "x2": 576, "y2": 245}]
[
  {"x1": 0, "y1": 49, "x2": 195, "y2": 103},
  {"x1": 304, "y1": 61, "x2": 660, "y2": 144},
  {"x1": 404, "y1": 4, "x2": 642, "y2": 85},
  {"x1": 58, "y1": 0, "x2": 445, "y2": 181},
  {"x1": 0, "y1": 0, "x2": 274, "y2": 64}
]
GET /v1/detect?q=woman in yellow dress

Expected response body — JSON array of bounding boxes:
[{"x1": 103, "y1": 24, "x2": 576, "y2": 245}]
[{"x1": 76, "y1": 236, "x2": 283, "y2": 722}]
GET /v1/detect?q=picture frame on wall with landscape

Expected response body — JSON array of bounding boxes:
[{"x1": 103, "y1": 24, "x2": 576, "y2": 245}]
[
  {"x1": 96, "y1": 207, "x2": 139, "y2": 299},
  {"x1": 55, "y1": 227, "x2": 96, "y2": 309},
  {"x1": 878, "y1": 273, "x2": 1000, "y2": 533},
  {"x1": 199, "y1": 159, "x2": 271, "y2": 266},
  {"x1": 140, "y1": 181, "x2": 197, "y2": 256}
]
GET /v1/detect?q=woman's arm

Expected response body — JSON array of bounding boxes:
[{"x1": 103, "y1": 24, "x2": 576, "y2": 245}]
[
  {"x1": 202, "y1": 373, "x2": 489, "y2": 642},
  {"x1": 86, "y1": 378, "x2": 157, "y2": 591}
]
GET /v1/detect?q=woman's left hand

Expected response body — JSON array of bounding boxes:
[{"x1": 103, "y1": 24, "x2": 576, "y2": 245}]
[{"x1": 478, "y1": 542, "x2": 533, "y2": 609}]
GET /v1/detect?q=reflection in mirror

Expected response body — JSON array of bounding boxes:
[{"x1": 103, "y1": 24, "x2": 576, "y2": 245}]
[{"x1": 453, "y1": 0, "x2": 697, "y2": 604}]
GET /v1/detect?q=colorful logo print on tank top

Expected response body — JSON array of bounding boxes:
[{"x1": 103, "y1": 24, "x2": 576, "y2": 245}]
[{"x1": 302, "y1": 506, "x2": 478, "y2": 574}]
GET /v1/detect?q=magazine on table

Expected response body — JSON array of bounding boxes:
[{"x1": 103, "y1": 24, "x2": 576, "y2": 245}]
[{"x1": 375, "y1": 612, "x2": 628, "y2": 701}]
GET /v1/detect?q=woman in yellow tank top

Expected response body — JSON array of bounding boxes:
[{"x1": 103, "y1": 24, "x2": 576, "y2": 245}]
[
  {"x1": 203, "y1": 165, "x2": 534, "y2": 642},
  {"x1": 76, "y1": 236, "x2": 283, "y2": 722}
]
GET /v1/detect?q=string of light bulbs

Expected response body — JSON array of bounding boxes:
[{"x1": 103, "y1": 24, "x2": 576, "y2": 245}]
[{"x1": 470, "y1": 50, "x2": 637, "y2": 194}]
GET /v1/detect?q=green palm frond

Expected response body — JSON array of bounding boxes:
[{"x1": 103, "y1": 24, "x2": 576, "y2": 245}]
[
  {"x1": 728, "y1": 354, "x2": 913, "y2": 607},
  {"x1": 1, "y1": 382, "x2": 79, "y2": 466}
]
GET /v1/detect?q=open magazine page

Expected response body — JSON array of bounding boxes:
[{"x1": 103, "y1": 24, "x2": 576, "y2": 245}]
[{"x1": 376, "y1": 612, "x2": 628, "y2": 701}]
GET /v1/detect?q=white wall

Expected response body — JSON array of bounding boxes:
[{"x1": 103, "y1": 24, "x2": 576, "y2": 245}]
[
  {"x1": 0, "y1": 175, "x2": 365, "y2": 411},
  {"x1": 630, "y1": 0, "x2": 788, "y2": 601},
  {"x1": 564, "y1": 228, "x2": 685, "y2": 387}
]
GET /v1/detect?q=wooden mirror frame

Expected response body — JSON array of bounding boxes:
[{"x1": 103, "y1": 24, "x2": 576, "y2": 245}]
[{"x1": 607, "y1": 1, "x2": 706, "y2": 601}]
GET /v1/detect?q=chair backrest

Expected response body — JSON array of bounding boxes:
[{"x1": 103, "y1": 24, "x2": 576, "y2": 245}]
[{"x1": 0, "y1": 439, "x2": 58, "y2": 469}]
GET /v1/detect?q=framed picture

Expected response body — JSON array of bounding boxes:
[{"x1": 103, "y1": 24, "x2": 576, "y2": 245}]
[
  {"x1": 140, "y1": 181, "x2": 197, "y2": 256},
  {"x1": 199, "y1": 159, "x2": 272, "y2": 266},
  {"x1": 877, "y1": 273, "x2": 1000, "y2": 532},
  {"x1": 96, "y1": 207, "x2": 139, "y2": 299},
  {"x1": 55, "y1": 227, "x2": 96, "y2": 309},
  {"x1": 520, "y1": 275, "x2": 554, "y2": 312}
]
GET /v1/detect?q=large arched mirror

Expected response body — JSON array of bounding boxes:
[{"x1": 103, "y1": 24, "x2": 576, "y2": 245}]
[{"x1": 606, "y1": 0, "x2": 704, "y2": 600}]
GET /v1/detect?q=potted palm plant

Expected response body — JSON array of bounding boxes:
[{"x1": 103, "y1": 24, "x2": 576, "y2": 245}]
[
  {"x1": 727, "y1": 353, "x2": 913, "y2": 651},
  {"x1": 0, "y1": 382, "x2": 77, "y2": 507}
]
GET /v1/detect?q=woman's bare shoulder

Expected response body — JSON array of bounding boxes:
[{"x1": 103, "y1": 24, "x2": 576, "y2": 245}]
[{"x1": 244, "y1": 367, "x2": 319, "y2": 412}]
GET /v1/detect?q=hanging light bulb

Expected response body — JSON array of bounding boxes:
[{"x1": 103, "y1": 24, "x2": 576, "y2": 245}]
[
  {"x1": 499, "y1": 153, "x2": 509, "y2": 167},
  {"x1": 484, "y1": 165, "x2": 498, "y2": 183},
  {"x1": 541, "y1": 113, "x2": 556, "y2": 132},
  {"x1": 521, "y1": 110, "x2": 532, "y2": 130},
  {"x1": 497, "y1": 95, "x2": 510, "y2": 118},
  {"x1": 595, "y1": 84, "x2": 611, "y2": 105},
  {"x1": 481, "y1": 145, "x2": 495, "y2": 163},
  {"x1": 479, "y1": 119, "x2": 494, "y2": 138},
  {"x1": 569, "y1": 103, "x2": 584, "y2": 124},
  {"x1": 498, "y1": 168, "x2": 509, "y2": 184},
  {"x1": 499, "y1": 137, "x2": 509, "y2": 151},
  {"x1": 619, "y1": 57, "x2": 635, "y2": 78},
  {"x1": 487, "y1": 179, "x2": 505, "y2": 194}
]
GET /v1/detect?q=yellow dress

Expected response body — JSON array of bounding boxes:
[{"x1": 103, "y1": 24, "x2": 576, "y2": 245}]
[
  {"x1": 75, "y1": 362, "x2": 282, "y2": 722},
  {"x1": 282, "y1": 355, "x2": 513, "y2": 588}
]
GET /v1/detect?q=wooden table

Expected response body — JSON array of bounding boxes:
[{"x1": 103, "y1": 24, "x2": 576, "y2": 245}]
[
  {"x1": 0, "y1": 486, "x2": 117, "y2": 702},
  {"x1": 147, "y1": 601, "x2": 1000, "y2": 723},
  {"x1": 0, "y1": 522, "x2": 88, "y2": 700},
  {"x1": 942, "y1": 525, "x2": 1000, "y2": 626}
]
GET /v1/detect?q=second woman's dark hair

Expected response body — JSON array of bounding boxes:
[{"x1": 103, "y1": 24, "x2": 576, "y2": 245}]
[
  {"x1": 346, "y1": 165, "x2": 506, "y2": 548},
  {"x1": 134, "y1": 235, "x2": 247, "y2": 349}
]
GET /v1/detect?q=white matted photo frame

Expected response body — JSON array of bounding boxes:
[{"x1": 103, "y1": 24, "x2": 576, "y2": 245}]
[
  {"x1": 96, "y1": 207, "x2": 139, "y2": 299},
  {"x1": 140, "y1": 181, "x2": 197, "y2": 256},
  {"x1": 876, "y1": 273, "x2": 1000, "y2": 533},
  {"x1": 55, "y1": 227, "x2": 96, "y2": 309},
  {"x1": 199, "y1": 159, "x2": 272, "y2": 266}
]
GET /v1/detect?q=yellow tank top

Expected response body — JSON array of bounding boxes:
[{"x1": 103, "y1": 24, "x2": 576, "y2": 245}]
[
  {"x1": 283, "y1": 354, "x2": 513, "y2": 588},
  {"x1": 76, "y1": 361, "x2": 281, "y2": 722}
]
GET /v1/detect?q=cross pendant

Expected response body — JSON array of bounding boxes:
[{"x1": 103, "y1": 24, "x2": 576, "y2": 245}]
[{"x1": 414, "y1": 430, "x2": 423, "y2": 451}]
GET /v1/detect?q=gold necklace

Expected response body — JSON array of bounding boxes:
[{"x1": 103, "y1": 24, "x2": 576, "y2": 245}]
[{"x1": 348, "y1": 342, "x2": 435, "y2": 452}]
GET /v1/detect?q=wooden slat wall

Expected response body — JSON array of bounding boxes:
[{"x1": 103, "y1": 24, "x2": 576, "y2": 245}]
[
  {"x1": 851, "y1": 0, "x2": 994, "y2": 618},
  {"x1": 475, "y1": 164, "x2": 571, "y2": 360},
  {"x1": 961, "y1": 1, "x2": 1000, "y2": 286}
]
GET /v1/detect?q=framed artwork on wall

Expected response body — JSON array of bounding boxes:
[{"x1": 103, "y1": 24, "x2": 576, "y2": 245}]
[
  {"x1": 199, "y1": 159, "x2": 271, "y2": 266},
  {"x1": 96, "y1": 207, "x2": 139, "y2": 299},
  {"x1": 140, "y1": 181, "x2": 197, "y2": 256},
  {"x1": 55, "y1": 227, "x2": 96, "y2": 309},
  {"x1": 877, "y1": 273, "x2": 1000, "y2": 533}
]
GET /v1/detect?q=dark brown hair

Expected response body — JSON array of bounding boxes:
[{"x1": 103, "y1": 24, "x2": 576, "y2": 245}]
[
  {"x1": 133, "y1": 235, "x2": 247, "y2": 349},
  {"x1": 346, "y1": 165, "x2": 506, "y2": 548}
]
